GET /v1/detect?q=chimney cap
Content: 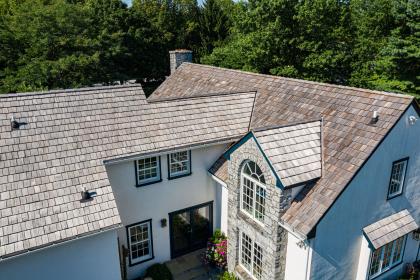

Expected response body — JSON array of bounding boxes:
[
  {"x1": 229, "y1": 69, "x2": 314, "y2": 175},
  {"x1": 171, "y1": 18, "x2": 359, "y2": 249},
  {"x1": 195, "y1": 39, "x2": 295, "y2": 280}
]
[{"x1": 169, "y1": 49, "x2": 193, "y2": 53}]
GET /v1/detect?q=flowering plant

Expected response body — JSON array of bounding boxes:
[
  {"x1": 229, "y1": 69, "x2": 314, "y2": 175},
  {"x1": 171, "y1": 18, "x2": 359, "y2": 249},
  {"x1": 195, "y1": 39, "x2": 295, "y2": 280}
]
[{"x1": 203, "y1": 229, "x2": 227, "y2": 269}]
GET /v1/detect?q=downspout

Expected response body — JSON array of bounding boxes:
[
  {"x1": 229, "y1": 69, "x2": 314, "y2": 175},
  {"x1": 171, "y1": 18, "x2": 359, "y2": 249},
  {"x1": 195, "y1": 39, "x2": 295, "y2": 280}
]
[{"x1": 305, "y1": 239, "x2": 313, "y2": 280}]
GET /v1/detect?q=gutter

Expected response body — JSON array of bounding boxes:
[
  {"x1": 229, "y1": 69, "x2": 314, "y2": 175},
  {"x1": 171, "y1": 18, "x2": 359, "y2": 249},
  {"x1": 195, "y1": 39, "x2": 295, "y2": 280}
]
[
  {"x1": 104, "y1": 137, "x2": 238, "y2": 165},
  {"x1": 278, "y1": 220, "x2": 307, "y2": 243},
  {"x1": 209, "y1": 173, "x2": 227, "y2": 188},
  {"x1": 0, "y1": 224, "x2": 122, "y2": 262}
]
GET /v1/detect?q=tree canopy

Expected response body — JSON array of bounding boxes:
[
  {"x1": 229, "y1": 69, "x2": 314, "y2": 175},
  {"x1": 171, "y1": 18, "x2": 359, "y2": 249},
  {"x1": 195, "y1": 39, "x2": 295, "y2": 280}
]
[{"x1": 0, "y1": 0, "x2": 418, "y2": 99}]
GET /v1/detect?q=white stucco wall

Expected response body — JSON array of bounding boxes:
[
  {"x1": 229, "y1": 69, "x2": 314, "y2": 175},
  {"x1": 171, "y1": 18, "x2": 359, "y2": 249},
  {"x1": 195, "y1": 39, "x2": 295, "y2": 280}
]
[
  {"x1": 284, "y1": 233, "x2": 312, "y2": 280},
  {"x1": 310, "y1": 105, "x2": 420, "y2": 279},
  {"x1": 220, "y1": 183, "x2": 229, "y2": 234},
  {"x1": 106, "y1": 144, "x2": 228, "y2": 279},
  {"x1": 0, "y1": 229, "x2": 121, "y2": 280}
]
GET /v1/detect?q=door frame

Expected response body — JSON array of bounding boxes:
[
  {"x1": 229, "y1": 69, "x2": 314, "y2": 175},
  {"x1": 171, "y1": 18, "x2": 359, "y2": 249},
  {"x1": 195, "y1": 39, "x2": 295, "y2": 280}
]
[{"x1": 169, "y1": 201, "x2": 213, "y2": 259}]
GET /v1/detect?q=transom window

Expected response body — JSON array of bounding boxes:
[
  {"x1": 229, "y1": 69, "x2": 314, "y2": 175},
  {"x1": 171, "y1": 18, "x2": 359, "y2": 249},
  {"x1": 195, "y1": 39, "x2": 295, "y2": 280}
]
[
  {"x1": 387, "y1": 158, "x2": 408, "y2": 198},
  {"x1": 240, "y1": 161, "x2": 266, "y2": 223},
  {"x1": 168, "y1": 150, "x2": 191, "y2": 178},
  {"x1": 240, "y1": 232, "x2": 263, "y2": 279},
  {"x1": 136, "y1": 156, "x2": 161, "y2": 186},
  {"x1": 369, "y1": 235, "x2": 406, "y2": 278},
  {"x1": 127, "y1": 220, "x2": 154, "y2": 265}
]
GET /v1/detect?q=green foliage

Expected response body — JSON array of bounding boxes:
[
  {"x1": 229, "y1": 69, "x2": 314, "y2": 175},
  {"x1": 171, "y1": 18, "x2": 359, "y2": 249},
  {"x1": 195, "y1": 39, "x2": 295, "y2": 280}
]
[
  {"x1": 0, "y1": 0, "x2": 205, "y2": 93},
  {"x1": 145, "y1": 263, "x2": 173, "y2": 280},
  {"x1": 218, "y1": 271, "x2": 238, "y2": 280},
  {"x1": 203, "y1": 229, "x2": 227, "y2": 268},
  {"x1": 202, "y1": 0, "x2": 420, "y2": 98},
  {"x1": 0, "y1": 0, "x2": 419, "y2": 99},
  {"x1": 198, "y1": 0, "x2": 231, "y2": 56}
]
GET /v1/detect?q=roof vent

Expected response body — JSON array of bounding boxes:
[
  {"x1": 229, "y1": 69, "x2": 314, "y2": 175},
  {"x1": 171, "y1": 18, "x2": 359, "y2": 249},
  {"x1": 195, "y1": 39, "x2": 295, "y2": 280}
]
[
  {"x1": 11, "y1": 116, "x2": 20, "y2": 130},
  {"x1": 371, "y1": 111, "x2": 379, "y2": 124},
  {"x1": 80, "y1": 187, "x2": 97, "y2": 202}
]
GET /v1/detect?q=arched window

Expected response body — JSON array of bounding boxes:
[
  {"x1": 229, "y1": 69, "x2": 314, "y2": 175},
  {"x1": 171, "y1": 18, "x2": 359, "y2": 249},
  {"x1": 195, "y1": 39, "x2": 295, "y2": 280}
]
[{"x1": 240, "y1": 161, "x2": 266, "y2": 223}]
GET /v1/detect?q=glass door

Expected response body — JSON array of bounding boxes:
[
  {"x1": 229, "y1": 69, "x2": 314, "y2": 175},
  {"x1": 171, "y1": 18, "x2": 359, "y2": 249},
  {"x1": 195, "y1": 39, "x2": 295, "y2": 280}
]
[{"x1": 169, "y1": 202, "x2": 213, "y2": 258}]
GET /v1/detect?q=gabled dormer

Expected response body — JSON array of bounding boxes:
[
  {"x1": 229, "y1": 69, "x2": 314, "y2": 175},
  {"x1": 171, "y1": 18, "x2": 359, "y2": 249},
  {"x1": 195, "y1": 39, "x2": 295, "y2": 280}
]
[{"x1": 210, "y1": 119, "x2": 323, "y2": 190}]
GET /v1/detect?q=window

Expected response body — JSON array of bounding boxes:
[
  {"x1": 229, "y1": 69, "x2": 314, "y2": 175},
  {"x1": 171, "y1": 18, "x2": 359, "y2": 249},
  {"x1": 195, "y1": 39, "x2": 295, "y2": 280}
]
[
  {"x1": 136, "y1": 156, "x2": 161, "y2": 186},
  {"x1": 168, "y1": 150, "x2": 191, "y2": 179},
  {"x1": 240, "y1": 161, "x2": 266, "y2": 223},
  {"x1": 127, "y1": 220, "x2": 154, "y2": 265},
  {"x1": 369, "y1": 235, "x2": 406, "y2": 278},
  {"x1": 387, "y1": 158, "x2": 408, "y2": 198},
  {"x1": 240, "y1": 232, "x2": 263, "y2": 279}
]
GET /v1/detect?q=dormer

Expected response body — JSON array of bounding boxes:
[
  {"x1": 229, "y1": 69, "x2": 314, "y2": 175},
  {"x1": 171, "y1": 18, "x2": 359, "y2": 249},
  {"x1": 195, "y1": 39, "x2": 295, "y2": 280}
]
[{"x1": 210, "y1": 119, "x2": 323, "y2": 189}]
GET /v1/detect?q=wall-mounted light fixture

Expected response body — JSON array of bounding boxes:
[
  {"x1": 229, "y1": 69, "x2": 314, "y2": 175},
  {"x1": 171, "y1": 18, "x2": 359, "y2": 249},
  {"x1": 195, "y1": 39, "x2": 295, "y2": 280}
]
[
  {"x1": 161, "y1": 218, "x2": 167, "y2": 228},
  {"x1": 413, "y1": 228, "x2": 420, "y2": 241},
  {"x1": 409, "y1": 115, "x2": 418, "y2": 126}
]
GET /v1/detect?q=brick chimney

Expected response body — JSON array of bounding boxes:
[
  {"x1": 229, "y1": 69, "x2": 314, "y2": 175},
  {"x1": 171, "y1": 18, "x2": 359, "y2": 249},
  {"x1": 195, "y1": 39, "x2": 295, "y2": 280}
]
[{"x1": 169, "y1": 49, "x2": 193, "y2": 74}]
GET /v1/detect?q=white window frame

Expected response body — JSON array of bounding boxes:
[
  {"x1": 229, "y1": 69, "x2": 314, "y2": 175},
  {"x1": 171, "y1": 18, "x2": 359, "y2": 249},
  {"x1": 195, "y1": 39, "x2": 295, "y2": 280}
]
[
  {"x1": 168, "y1": 150, "x2": 191, "y2": 178},
  {"x1": 136, "y1": 156, "x2": 161, "y2": 186},
  {"x1": 368, "y1": 235, "x2": 406, "y2": 279},
  {"x1": 127, "y1": 220, "x2": 154, "y2": 265},
  {"x1": 387, "y1": 158, "x2": 408, "y2": 199},
  {"x1": 240, "y1": 163, "x2": 266, "y2": 224},
  {"x1": 239, "y1": 232, "x2": 263, "y2": 280}
]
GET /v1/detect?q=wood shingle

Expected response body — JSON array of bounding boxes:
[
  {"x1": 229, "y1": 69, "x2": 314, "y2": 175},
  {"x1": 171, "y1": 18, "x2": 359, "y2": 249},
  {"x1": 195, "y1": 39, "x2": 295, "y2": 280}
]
[{"x1": 151, "y1": 63, "x2": 415, "y2": 237}]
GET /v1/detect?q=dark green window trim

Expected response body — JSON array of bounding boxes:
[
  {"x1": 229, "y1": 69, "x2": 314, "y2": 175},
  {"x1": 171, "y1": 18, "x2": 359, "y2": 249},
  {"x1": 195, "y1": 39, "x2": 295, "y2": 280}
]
[
  {"x1": 386, "y1": 157, "x2": 409, "y2": 200},
  {"x1": 134, "y1": 156, "x2": 162, "y2": 187},
  {"x1": 126, "y1": 219, "x2": 155, "y2": 267},
  {"x1": 167, "y1": 150, "x2": 192, "y2": 180}
]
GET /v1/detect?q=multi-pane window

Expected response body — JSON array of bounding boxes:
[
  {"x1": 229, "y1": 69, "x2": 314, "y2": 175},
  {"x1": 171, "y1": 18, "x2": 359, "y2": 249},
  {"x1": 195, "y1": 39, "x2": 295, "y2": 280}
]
[
  {"x1": 369, "y1": 235, "x2": 406, "y2": 278},
  {"x1": 240, "y1": 232, "x2": 263, "y2": 280},
  {"x1": 127, "y1": 220, "x2": 153, "y2": 265},
  {"x1": 136, "y1": 156, "x2": 160, "y2": 186},
  {"x1": 241, "y1": 161, "x2": 266, "y2": 223},
  {"x1": 169, "y1": 150, "x2": 191, "y2": 178},
  {"x1": 388, "y1": 158, "x2": 408, "y2": 198}
]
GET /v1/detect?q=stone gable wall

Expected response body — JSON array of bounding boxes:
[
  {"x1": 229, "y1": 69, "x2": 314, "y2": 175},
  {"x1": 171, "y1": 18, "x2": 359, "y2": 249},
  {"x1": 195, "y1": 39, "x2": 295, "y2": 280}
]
[{"x1": 226, "y1": 137, "x2": 292, "y2": 280}]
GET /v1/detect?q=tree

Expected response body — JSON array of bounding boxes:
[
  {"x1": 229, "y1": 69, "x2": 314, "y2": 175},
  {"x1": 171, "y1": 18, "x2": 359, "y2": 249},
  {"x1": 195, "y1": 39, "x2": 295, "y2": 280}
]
[
  {"x1": 294, "y1": 0, "x2": 354, "y2": 84},
  {"x1": 0, "y1": 0, "x2": 101, "y2": 93},
  {"x1": 350, "y1": 0, "x2": 420, "y2": 96},
  {"x1": 199, "y1": 0, "x2": 231, "y2": 56},
  {"x1": 202, "y1": 0, "x2": 301, "y2": 75}
]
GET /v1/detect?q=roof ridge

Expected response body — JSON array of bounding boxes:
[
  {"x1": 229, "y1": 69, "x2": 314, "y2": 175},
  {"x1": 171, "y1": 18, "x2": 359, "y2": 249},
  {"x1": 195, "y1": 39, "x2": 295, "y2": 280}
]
[
  {"x1": 252, "y1": 118, "x2": 322, "y2": 133},
  {"x1": 146, "y1": 90, "x2": 257, "y2": 103},
  {"x1": 183, "y1": 63, "x2": 414, "y2": 100},
  {"x1": 0, "y1": 84, "x2": 144, "y2": 99}
]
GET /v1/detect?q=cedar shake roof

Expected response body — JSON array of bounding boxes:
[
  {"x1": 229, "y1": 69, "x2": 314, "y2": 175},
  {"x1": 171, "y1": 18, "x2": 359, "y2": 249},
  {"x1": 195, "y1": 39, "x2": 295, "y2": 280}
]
[
  {"x1": 151, "y1": 62, "x2": 415, "y2": 237},
  {"x1": 253, "y1": 120, "x2": 322, "y2": 187},
  {"x1": 209, "y1": 155, "x2": 229, "y2": 182},
  {"x1": 363, "y1": 210, "x2": 418, "y2": 249},
  {"x1": 209, "y1": 120, "x2": 323, "y2": 187},
  {"x1": 0, "y1": 85, "x2": 255, "y2": 259}
]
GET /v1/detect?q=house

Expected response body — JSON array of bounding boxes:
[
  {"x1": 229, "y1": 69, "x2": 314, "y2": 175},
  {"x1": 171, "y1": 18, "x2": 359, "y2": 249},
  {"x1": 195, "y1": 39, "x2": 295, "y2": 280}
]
[{"x1": 0, "y1": 49, "x2": 419, "y2": 280}]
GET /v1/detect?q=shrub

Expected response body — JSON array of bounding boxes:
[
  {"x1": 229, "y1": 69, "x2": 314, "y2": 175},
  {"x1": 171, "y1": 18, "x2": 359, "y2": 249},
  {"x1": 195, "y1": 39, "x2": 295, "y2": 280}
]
[
  {"x1": 203, "y1": 229, "x2": 227, "y2": 269},
  {"x1": 218, "y1": 271, "x2": 238, "y2": 280},
  {"x1": 145, "y1": 263, "x2": 173, "y2": 280}
]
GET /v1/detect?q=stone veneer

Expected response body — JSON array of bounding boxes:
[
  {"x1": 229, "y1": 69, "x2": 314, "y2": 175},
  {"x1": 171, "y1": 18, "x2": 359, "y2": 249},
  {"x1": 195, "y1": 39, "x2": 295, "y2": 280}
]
[{"x1": 226, "y1": 137, "x2": 292, "y2": 280}]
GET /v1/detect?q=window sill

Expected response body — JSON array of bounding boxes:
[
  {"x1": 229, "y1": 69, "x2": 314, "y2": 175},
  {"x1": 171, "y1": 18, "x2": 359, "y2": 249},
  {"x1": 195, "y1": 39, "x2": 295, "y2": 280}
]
[
  {"x1": 136, "y1": 179, "x2": 162, "y2": 187},
  {"x1": 386, "y1": 192, "x2": 403, "y2": 200},
  {"x1": 235, "y1": 264, "x2": 256, "y2": 280},
  {"x1": 238, "y1": 211, "x2": 265, "y2": 231},
  {"x1": 129, "y1": 255, "x2": 154, "y2": 267},
  {"x1": 369, "y1": 260, "x2": 403, "y2": 280},
  {"x1": 168, "y1": 172, "x2": 192, "y2": 180}
]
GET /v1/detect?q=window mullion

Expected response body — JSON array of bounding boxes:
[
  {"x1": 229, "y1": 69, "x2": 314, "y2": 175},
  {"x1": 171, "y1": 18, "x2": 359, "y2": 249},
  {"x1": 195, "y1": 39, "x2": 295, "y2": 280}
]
[
  {"x1": 379, "y1": 246, "x2": 385, "y2": 274},
  {"x1": 250, "y1": 240, "x2": 255, "y2": 276},
  {"x1": 252, "y1": 181, "x2": 257, "y2": 219}
]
